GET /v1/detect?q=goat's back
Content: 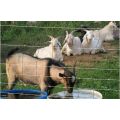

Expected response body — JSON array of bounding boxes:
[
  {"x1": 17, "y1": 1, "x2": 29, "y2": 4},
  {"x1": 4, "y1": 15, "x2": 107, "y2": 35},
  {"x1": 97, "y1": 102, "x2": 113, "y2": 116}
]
[
  {"x1": 73, "y1": 37, "x2": 82, "y2": 46},
  {"x1": 6, "y1": 53, "x2": 49, "y2": 84}
]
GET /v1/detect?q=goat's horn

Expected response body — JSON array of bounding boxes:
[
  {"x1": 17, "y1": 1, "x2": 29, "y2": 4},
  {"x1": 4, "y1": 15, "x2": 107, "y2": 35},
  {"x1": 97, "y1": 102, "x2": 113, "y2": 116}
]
[
  {"x1": 70, "y1": 30, "x2": 76, "y2": 34},
  {"x1": 63, "y1": 39, "x2": 66, "y2": 44},
  {"x1": 66, "y1": 31, "x2": 69, "y2": 35},
  {"x1": 48, "y1": 35, "x2": 54, "y2": 39}
]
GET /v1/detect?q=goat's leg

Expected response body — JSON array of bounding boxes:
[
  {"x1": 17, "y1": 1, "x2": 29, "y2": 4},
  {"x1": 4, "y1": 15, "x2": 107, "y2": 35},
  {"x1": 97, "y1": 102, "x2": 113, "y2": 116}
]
[
  {"x1": 91, "y1": 50, "x2": 96, "y2": 54},
  {"x1": 39, "y1": 82, "x2": 47, "y2": 92},
  {"x1": 78, "y1": 51, "x2": 83, "y2": 55},
  {"x1": 39, "y1": 82, "x2": 54, "y2": 95},
  {"x1": 101, "y1": 46, "x2": 106, "y2": 53},
  {"x1": 7, "y1": 73, "x2": 16, "y2": 90}
]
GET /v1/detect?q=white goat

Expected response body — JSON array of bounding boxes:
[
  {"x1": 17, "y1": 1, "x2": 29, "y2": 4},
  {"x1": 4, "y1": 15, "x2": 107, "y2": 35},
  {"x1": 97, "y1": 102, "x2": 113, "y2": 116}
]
[
  {"x1": 93, "y1": 21, "x2": 118, "y2": 41},
  {"x1": 82, "y1": 30, "x2": 106, "y2": 54},
  {"x1": 61, "y1": 31, "x2": 83, "y2": 56},
  {"x1": 34, "y1": 36, "x2": 63, "y2": 61}
]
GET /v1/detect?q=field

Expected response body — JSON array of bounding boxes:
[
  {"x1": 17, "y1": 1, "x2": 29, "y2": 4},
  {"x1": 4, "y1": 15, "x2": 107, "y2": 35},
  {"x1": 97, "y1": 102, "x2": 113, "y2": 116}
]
[{"x1": 0, "y1": 21, "x2": 119, "y2": 99}]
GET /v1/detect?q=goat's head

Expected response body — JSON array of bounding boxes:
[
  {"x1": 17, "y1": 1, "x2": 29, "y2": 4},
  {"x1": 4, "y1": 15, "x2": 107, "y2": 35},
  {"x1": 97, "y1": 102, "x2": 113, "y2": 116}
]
[
  {"x1": 59, "y1": 64, "x2": 76, "y2": 94},
  {"x1": 82, "y1": 30, "x2": 94, "y2": 47},
  {"x1": 48, "y1": 36, "x2": 61, "y2": 49},
  {"x1": 64, "y1": 31, "x2": 74, "y2": 47},
  {"x1": 108, "y1": 21, "x2": 118, "y2": 30}
]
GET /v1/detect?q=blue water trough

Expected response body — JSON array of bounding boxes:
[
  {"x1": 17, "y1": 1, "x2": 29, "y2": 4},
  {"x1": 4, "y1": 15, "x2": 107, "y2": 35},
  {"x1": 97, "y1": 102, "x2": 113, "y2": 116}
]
[{"x1": 0, "y1": 89, "x2": 48, "y2": 99}]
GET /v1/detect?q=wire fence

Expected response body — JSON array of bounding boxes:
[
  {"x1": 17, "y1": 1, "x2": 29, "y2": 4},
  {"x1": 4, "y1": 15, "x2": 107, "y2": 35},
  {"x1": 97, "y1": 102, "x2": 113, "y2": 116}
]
[
  {"x1": 0, "y1": 73, "x2": 118, "y2": 81},
  {"x1": 0, "y1": 24, "x2": 103, "y2": 29},
  {"x1": 1, "y1": 24, "x2": 119, "y2": 30},
  {"x1": 0, "y1": 63, "x2": 119, "y2": 71},
  {"x1": 0, "y1": 23, "x2": 119, "y2": 99},
  {"x1": 1, "y1": 43, "x2": 120, "y2": 51},
  {"x1": 0, "y1": 82, "x2": 119, "y2": 92}
]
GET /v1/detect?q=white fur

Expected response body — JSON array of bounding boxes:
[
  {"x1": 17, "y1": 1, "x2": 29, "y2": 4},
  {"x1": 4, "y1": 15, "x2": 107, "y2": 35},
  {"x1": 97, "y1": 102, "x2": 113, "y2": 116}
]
[
  {"x1": 62, "y1": 31, "x2": 83, "y2": 56},
  {"x1": 93, "y1": 22, "x2": 118, "y2": 41},
  {"x1": 34, "y1": 36, "x2": 63, "y2": 61},
  {"x1": 82, "y1": 30, "x2": 105, "y2": 54}
]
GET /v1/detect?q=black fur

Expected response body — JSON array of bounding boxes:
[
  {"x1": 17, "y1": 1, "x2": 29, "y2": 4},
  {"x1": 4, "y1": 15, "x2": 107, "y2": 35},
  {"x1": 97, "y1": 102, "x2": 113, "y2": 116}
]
[
  {"x1": 46, "y1": 58, "x2": 65, "y2": 89},
  {"x1": 7, "y1": 48, "x2": 19, "y2": 59},
  {"x1": 59, "y1": 73, "x2": 65, "y2": 77},
  {"x1": 74, "y1": 27, "x2": 88, "y2": 42}
]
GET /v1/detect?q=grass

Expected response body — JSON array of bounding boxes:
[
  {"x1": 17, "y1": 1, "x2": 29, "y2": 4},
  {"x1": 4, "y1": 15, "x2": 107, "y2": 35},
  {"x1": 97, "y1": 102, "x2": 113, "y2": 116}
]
[
  {"x1": 76, "y1": 59, "x2": 119, "y2": 98},
  {"x1": 0, "y1": 21, "x2": 119, "y2": 99}
]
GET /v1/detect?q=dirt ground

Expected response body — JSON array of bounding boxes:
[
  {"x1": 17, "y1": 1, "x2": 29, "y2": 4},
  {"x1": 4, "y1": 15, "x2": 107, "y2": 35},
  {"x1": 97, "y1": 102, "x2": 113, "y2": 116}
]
[{"x1": 63, "y1": 41, "x2": 119, "y2": 66}]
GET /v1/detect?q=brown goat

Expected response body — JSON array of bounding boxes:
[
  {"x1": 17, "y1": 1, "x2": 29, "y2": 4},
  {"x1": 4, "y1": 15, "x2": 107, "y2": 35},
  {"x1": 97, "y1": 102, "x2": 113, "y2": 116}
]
[{"x1": 6, "y1": 48, "x2": 76, "y2": 94}]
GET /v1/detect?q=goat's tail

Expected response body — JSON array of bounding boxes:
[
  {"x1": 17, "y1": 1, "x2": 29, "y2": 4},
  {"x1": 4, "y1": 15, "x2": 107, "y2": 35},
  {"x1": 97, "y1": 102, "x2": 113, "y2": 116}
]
[{"x1": 6, "y1": 47, "x2": 19, "y2": 59}]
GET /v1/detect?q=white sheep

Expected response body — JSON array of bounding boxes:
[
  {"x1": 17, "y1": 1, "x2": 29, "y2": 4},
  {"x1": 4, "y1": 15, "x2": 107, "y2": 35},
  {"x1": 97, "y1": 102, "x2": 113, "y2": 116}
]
[
  {"x1": 82, "y1": 30, "x2": 106, "y2": 54},
  {"x1": 61, "y1": 31, "x2": 83, "y2": 56},
  {"x1": 34, "y1": 36, "x2": 63, "y2": 61}
]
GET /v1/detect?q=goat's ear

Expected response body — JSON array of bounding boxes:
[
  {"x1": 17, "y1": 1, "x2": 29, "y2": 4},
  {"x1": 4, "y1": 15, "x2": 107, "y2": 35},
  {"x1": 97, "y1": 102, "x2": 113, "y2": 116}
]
[
  {"x1": 66, "y1": 31, "x2": 69, "y2": 35},
  {"x1": 59, "y1": 73, "x2": 65, "y2": 77},
  {"x1": 48, "y1": 35, "x2": 54, "y2": 40},
  {"x1": 109, "y1": 21, "x2": 115, "y2": 24}
]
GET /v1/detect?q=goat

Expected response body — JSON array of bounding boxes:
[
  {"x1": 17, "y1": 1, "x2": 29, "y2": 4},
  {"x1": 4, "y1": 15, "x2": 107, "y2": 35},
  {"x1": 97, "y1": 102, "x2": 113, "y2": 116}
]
[
  {"x1": 82, "y1": 30, "x2": 106, "y2": 54},
  {"x1": 76, "y1": 22, "x2": 118, "y2": 42},
  {"x1": 34, "y1": 36, "x2": 63, "y2": 61},
  {"x1": 93, "y1": 21, "x2": 118, "y2": 41},
  {"x1": 6, "y1": 48, "x2": 76, "y2": 95},
  {"x1": 61, "y1": 31, "x2": 83, "y2": 56}
]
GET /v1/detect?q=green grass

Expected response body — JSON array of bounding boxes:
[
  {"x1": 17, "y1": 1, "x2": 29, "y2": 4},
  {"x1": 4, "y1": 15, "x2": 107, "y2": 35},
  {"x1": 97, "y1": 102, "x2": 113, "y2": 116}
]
[
  {"x1": 0, "y1": 21, "x2": 119, "y2": 99},
  {"x1": 75, "y1": 59, "x2": 119, "y2": 98}
]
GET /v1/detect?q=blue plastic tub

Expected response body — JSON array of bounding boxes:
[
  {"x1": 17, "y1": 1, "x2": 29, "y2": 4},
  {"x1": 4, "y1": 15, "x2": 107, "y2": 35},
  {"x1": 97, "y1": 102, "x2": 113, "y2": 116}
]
[{"x1": 0, "y1": 89, "x2": 47, "y2": 99}]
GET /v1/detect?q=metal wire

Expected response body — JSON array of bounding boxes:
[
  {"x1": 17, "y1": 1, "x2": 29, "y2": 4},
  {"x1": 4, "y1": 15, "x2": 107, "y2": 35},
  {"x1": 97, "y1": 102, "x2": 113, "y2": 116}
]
[
  {"x1": 0, "y1": 82, "x2": 119, "y2": 92},
  {"x1": 1, "y1": 43, "x2": 120, "y2": 50},
  {"x1": 0, "y1": 24, "x2": 102, "y2": 29},
  {"x1": 0, "y1": 63, "x2": 119, "y2": 71},
  {"x1": 1, "y1": 24, "x2": 119, "y2": 31},
  {"x1": 0, "y1": 72, "x2": 118, "y2": 81}
]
